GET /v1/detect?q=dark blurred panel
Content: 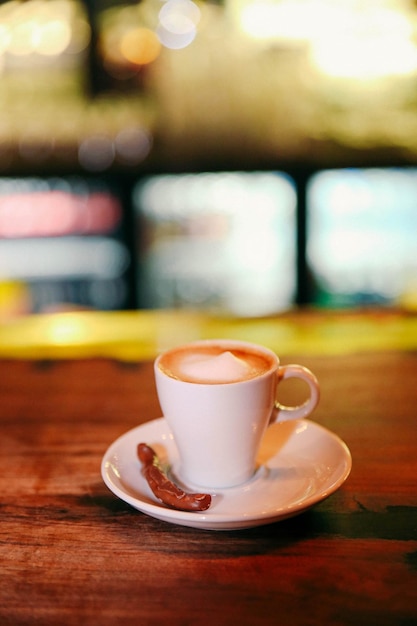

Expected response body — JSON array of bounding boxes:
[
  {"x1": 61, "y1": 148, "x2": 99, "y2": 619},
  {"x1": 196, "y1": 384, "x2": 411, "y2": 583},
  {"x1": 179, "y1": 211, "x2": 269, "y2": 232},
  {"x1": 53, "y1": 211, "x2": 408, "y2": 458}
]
[
  {"x1": 0, "y1": 177, "x2": 131, "y2": 317},
  {"x1": 133, "y1": 171, "x2": 297, "y2": 317},
  {"x1": 306, "y1": 167, "x2": 417, "y2": 308}
]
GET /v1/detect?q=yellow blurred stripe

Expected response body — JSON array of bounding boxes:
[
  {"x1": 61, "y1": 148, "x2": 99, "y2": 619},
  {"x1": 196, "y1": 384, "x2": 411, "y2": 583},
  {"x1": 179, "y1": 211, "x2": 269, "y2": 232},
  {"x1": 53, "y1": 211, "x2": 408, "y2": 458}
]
[{"x1": 0, "y1": 308, "x2": 416, "y2": 361}]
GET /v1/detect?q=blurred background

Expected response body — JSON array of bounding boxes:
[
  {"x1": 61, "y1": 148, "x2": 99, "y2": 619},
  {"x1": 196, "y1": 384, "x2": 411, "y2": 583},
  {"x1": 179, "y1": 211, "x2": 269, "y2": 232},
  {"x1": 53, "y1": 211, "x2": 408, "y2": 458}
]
[{"x1": 0, "y1": 0, "x2": 416, "y2": 320}]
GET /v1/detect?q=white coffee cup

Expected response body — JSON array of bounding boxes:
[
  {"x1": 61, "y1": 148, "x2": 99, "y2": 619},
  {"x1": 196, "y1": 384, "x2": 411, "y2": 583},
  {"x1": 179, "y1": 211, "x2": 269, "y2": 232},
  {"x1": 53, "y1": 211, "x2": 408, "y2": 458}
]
[{"x1": 154, "y1": 339, "x2": 320, "y2": 490}]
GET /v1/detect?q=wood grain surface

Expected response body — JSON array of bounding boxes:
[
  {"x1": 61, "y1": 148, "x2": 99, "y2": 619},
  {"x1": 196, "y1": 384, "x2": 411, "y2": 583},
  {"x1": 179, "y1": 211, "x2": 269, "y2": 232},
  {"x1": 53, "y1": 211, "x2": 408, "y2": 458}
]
[{"x1": 1, "y1": 350, "x2": 416, "y2": 626}]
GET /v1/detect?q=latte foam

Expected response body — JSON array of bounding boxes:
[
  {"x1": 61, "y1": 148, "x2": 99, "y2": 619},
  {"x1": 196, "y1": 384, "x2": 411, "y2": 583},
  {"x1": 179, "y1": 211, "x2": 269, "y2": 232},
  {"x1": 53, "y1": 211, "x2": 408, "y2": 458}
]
[{"x1": 158, "y1": 343, "x2": 274, "y2": 384}]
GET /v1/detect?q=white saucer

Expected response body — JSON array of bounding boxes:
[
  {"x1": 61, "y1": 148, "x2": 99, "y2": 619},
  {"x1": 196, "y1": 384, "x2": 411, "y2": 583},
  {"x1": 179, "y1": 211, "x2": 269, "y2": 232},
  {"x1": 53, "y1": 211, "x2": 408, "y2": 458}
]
[{"x1": 101, "y1": 417, "x2": 352, "y2": 531}]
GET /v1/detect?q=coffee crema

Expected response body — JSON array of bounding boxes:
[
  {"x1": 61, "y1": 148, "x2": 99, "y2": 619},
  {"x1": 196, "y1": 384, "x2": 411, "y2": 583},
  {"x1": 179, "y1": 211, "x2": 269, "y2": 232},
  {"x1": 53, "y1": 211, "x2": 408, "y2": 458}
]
[{"x1": 157, "y1": 343, "x2": 274, "y2": 384}]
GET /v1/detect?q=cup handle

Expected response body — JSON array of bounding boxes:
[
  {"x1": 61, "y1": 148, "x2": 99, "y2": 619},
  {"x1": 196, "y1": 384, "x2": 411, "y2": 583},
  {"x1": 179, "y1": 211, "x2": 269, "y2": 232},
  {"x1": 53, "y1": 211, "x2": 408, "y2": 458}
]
[{"x1": 272, "y1": 364, "x2": 320, "y2": 422}]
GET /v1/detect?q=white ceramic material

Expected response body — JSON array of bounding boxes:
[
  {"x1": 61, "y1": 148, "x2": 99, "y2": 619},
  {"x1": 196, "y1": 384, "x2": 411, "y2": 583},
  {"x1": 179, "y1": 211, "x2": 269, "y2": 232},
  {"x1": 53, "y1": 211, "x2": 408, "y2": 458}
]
[
  {"x1": 154, "y1": 339, "x2": 320, "y2": 489},
  {"x1": 101, "y1": 417, "x2": 352, "y2": 531}
]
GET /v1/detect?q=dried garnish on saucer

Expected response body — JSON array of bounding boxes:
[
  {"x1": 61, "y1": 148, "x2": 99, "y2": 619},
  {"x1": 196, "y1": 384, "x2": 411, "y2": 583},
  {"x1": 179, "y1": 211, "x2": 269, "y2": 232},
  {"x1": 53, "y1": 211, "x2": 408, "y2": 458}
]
[{"x1": 137, "y1": 443, "x2": 211, "y2": 512}]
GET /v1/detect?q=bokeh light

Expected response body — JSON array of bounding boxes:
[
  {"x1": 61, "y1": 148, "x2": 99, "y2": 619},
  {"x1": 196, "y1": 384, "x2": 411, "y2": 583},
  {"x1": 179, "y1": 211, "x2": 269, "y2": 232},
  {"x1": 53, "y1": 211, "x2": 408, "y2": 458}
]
[
  {"x1": 0, "y1": 0, "x2": 90, "y2": 60},
  {"x1": 78, "y1": 135, "x2": 115, "y2": 172},
  {"x1": 235, "y1": 0, "x2": 417, "y2": 80},
  {"x1": 120, "y1": 27, "x2": 161, "y2": 66},
  {"x1": 115, "y1": 127, "x2": 153, "y2": 166},
  {"x1": 157, "y1": 0, "x2": 200, "y2": 49}
]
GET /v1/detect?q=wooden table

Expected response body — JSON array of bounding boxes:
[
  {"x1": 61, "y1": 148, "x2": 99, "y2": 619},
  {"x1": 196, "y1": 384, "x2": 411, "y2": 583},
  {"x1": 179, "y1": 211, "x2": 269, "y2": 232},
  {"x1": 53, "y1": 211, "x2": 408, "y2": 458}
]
[{"x1": 1, "y1": 311, "x2": 416, "y2": 625}]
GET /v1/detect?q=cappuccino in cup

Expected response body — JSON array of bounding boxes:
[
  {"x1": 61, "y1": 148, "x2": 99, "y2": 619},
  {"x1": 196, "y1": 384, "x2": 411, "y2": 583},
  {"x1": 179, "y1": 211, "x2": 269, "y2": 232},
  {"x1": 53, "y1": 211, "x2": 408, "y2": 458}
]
[
  {"x1": 157, "y1": 343, "x2": 274, "y2": 384},
  {"x1": 154, "y1": 339, "x2": 320, "y2": 490}
]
